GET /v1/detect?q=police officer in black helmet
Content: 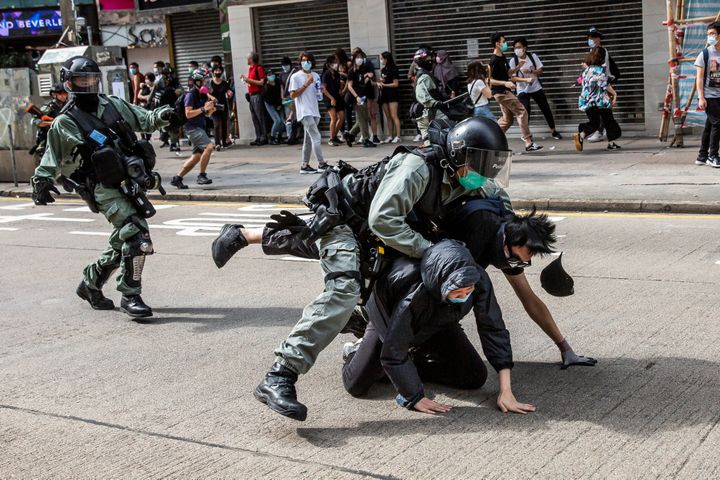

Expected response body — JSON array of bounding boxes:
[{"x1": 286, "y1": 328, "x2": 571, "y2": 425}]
[{"x1": 31, "y1": 56, "x2": 180, "y2": 318}]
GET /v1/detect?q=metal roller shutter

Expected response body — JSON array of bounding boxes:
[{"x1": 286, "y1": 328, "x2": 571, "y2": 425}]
[
  {"x1": 253, "y1": 0, "x2": 351, "y2": 131},
  {"x1": 390, "y1": 0, "x2": 645, "y2": 130},
  {"x1": 170, "y1": 10, "x2": 223, "y2": 70}
]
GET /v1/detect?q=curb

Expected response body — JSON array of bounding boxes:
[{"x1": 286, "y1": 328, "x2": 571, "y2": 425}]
[{"x1": 3, "y1": 189, "x2": 720, "y2": 215}]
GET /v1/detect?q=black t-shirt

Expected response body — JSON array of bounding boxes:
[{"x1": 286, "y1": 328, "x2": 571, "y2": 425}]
[
  {"x1": 321, "y1": 70, "x2": 342, "y2": 100},
  {"x1": 380, "y1": 65, "x2": 400, "y2": 103},
  {"x1": 210, "y1": 79, "x2": 230, "y2": 106},
  {"x1": 350, "y1": 67, "x2": 371, "y2": 99},
  {"x1": 489, "y1": 54, "x2": 510, "y2": 95}
]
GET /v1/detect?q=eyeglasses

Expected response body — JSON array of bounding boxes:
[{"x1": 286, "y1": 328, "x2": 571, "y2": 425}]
[{"x1": 506, "y1": 256, "x2": 531, "y2": 268}]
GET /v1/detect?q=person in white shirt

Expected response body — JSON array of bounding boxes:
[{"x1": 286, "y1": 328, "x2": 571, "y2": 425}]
[
  {"x1": 509, "y1": 37, "x2": 562, "y2": 140},
  {"x1": 466, "y1": 60, "x2": 495, "y2": 121},
  {"x1": 289, "y1": 51, "x2": 329, "y2": 174}
]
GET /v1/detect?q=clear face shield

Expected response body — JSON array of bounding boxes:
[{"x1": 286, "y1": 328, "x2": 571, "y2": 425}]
[
  {"x1": 66, "y1": 72, "x2": 103, "y2": 94},
  {"x1": 460, "y1": 147, "x2": 513, "y2": 188}
]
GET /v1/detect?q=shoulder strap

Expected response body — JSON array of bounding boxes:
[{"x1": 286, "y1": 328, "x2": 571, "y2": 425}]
[
  {"x1": 470, "y1": 79, "x2": 482, "y2": 105},
  {"x1": 528, "y1": 53, "x2": 538, "y2": 69},
  {"x1": 704, "y1": 48, "x2": 710, "y2": 85}
]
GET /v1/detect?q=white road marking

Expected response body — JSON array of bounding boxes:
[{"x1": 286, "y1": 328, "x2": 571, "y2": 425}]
[
  {"x1": 0, "y1": 213, "x2": 94, "y2": 224},
  {"x1": 237, "y1": 204, "x2": 286, "y2": 211},
  {"x1": 0, "y1": 227, "x2": 19, "y2": 231},
  {"x1": 279, "y1": 257, "x2": 319, "y2": 263},
  {"x1": 557, "y1": 234, "x2": 567, "y2": 238},
  {"x1": 548, "y1": 216, "x2": 566, "y2": 222},
  {"x1": 69, "y1": 231, "x2": 109, "y2": 236},
  {"x1": 198, "y1": 212, "x2": 273, "y2": 218},
  {"x1": 716, "y1": 260, "x2": 720, "y2": 265},
  {"x1": 0, "y1": 202, "x2": 35, "y2": 210},
  {"x1": 63, "y1": 204, "x2": 178, "y2": 213}
]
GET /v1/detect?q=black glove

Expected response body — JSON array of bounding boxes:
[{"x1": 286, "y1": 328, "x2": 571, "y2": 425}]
[
  {"x1": 32, "y1": 176, "x2": 60, "y2": 206},
  {"x1": 160, "y1": 108, "x2": 182, "y2": 127},
  {"x1": 561, "y1": 350, "x2": 598, "y2": 370},
  {"x1": 266, "y1": 210, "x2": 310, "y2": 236}
]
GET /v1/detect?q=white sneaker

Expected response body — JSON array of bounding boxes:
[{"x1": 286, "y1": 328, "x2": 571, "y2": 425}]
[
  {"x1": 392, "y1": 136, "x2": 401, "y2": 143},
  {"x1": 586, "y1": 130, "x2": 605, "y2": 143},
  {"x1": 356, "y1": 136, "x2": 364, "y2": 145},
  {"x1": 413, "y1": 134, "x2": 422, "y2": 142},
  {"x1": 337, "y1": 133, "x2": 344, "y2": 142},
  {"x1": 383, "y1": 136, "x2": 393, "y2": 143}
]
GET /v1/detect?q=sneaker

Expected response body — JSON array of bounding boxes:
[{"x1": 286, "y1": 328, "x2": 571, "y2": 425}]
[
  {"x1": 170, "y1": 175, "x2": 188, "y2": 189},
  {"x1": 169, "y1": 144, "x2": 180, "y2": 152},
  {"x1": 337, "y1": 132, "x2": 345, "y2": 142},
  {"x1": 344, "y1": 132, "x2": 356, "y2": 147},
  {"x1": 300, "y1": 164, "x2": 317, "y2": 174},
  {"x1": 695, "y1": 154, "x2": 709, "y2": 165},
  {"x1": 372, "y1": 135, "x2": 381, "y2": 144},
  {"x1": 356, "y1": 136, "x2": 364, "y2": 145},
  {"x1": 215, "y1": 145, "x2": 223, "y2": 152},
  {"x1": 707, "y1": 155, "x2": 720, "y2": 168},
  {"x1": 317, "y1": 163, "x2": 331, "y2": 172},
  {"x1": 159, "y1": 141, "x2": 169, "y2": 148},
  {"x1": 341, "y1": 305, "x2": 369, "y2": 338},
  {"x1": 413, "y1": 133, "x2": 422, "y2": 142},
  {"x1": 212, "y1": 223, "x2": 247, "y2": 268},
  {"x1": 573, "y1": 133, "x2": 584, "y2": 152},
  {"x1": 525, "y1": 142, "x2": 544, "y2": 152},
  {"x1": 383, "y1": 136, "x2": 393, "y2": 143},
  {"x1": 607, "y1": 142, "x2": 621, "y2": 150},
  {"x1": 587, "y1": 130, "x2": 605, "y2": 143},
  {"x1": 342, "y1": 339, "x2": 363, "y2": 363},
  {"x1": 250, "y1": 139, "x2": 261, "y2": 146},
  {"x1": 362, "y1": 139, "x2": 377, "y2": 148},
  {"x1": 327, "y1": 139, "x2": 335, "y2": 146},
  {"x1": 552, "y1": 131, "x2": 563, "y2": 140},
  {"x1": 197, "y1": 173, "x2": 213, "y2": 185},
  {"x1": 392, "y1": 136, "x2": 401, "y2": 143}
]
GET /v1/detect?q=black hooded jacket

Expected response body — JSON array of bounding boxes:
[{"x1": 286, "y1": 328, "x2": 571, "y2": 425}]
[{"x1": 365, "y1": 240, "x2": 513, "y2": 406}]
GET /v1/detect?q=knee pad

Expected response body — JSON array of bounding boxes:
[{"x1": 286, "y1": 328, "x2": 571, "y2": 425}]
[{"x1": 120, "y1": 217, "x2": 153, "y2": 257}]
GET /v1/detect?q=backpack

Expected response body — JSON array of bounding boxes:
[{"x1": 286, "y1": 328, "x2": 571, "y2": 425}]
[
  {"x1": 703, "y1": 48, "x2": 710, "y2": 86},
  {"x1": 511, "y1": 52, "x2": 542, "y2": 87},
  {"x1": 174, "y1": 91, "x2": 190, "y2": 125},
  {"x1": 598, "y1": 47, "x2": 621, "y2": 82}
]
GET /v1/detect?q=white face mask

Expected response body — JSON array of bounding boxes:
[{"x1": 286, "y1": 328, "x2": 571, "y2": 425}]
[
  {"x1": 355, "y1": 57, "x2": 364, "y2": 67},
  {"x1": 514, "y1": 48, "x2": 525, "y2": 57}
]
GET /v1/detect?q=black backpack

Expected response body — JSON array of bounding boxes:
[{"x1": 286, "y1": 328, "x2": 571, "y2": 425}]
[
  {"x1": 174, "y1": 91, "x2": 190, "y2": 125},
  {"x1": 511, "y1": 52, "x2": 542, "y2": 87}
]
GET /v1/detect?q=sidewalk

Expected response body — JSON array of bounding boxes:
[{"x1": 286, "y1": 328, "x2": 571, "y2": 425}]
[{"x1": 3, "y1": 135, "x2": 720, "y2": 213}]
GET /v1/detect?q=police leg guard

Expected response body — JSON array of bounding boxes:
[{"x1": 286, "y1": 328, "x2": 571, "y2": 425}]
[
  {"x1": 118, "y1": 218, "x2": 154, "y2": 318},
  {"x1": 211, "y1": 224, "x2": 248, "y2": 268}
]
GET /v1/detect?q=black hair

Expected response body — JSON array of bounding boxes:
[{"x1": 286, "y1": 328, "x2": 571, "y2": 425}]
[
  {"x1": 299, "y1": 51, "x2": 316, "y2": 68},
  {"x1": 381, "y1": 51, "x2": 396, "y2": 68},
  {"x1": 709, "y1": 22, "x2": 720, "y2": 34},
  {"x1": 189, "y1": 61, "x2": 199, "y2": 67},
  {"x1": 466, "y1": 60, "x2": 489, "y2": 81},
  {"x1": 210, "y1": 55, "x2": 223, "y2": 64},
  {"x1": 154, "y1": 60, "x2": 165, "y2": 68},
  {"x1": 281, "y1": 56, "x2": 292, "y2": 66},
  {"x1": 144, "y1": 72, "x2": 156, "y2": 82},
  {"x1": 490, "y1": 32, "x2": 504, "y2": 46},
  {"x1": 504, "y1": 207, "x2": 556, "y2": 256},
  {"x1": 514, "y1": 36, "x2": 528, "y2": 48},
  {"x1": 129, "y1": 62, "x2": 138, "y2": 68},
  {"x1": 334, "y1": 48, "x2": 349, "y2": 65},
  {"x1": 212, "y1": 65, "x2": 224, "y2": 74}
]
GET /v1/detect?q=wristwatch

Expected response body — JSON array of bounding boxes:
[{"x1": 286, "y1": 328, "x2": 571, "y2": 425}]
[{"x1": 201, "y1": 107, "x2": 206, "y2": 114}]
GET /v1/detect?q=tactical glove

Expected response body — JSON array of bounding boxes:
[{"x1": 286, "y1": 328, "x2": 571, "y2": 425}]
[
  {"x1": 159, "y1": 108, "x2": 182, "y2": 127},
  {"x1": 266, "y1": 210, "x2": 311, "y2": 237},
  {"x1": 561, "y1": 350, "x2": 598, "y2": 369},
  {"x1": 31, "y1": 176, "x2": 60, "y2": 205}
]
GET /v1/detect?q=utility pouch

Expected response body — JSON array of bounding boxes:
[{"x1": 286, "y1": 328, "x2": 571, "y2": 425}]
[
  {"x1": 134, "y1": 139, "x2": 157, "y2": 171},
  {"x1": 91, "y1": 146, "x2": 126, "y2": 187},
  {"x1": 59, "y1": 175, "x2": 100, "y2": 213}
]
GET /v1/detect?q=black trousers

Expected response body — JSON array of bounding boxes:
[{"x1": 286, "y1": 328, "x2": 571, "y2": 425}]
[
  {"x1": 699, "y1": 97, "x2": 720, "y2": 157},
  {"x1": 342, "y1": 322, "x2": 488, "y2": 398},
  {"x1": 517, "y1": 89, "x2": 556, "y2": 130},
  {"x1": 579, "y1": 107, "x2": 621, "y2": 142},
  {"x1": 213, "y1": 110, "x2": 229, "y2": 146},
  {"x1": 249, "y1": 93, "x2": 269, "y2": 141}
]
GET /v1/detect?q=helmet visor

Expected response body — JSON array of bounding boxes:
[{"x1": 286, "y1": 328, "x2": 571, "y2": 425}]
[
  {"x1": 67, "y1": 72, "x2": 102, "y2": 94},
  {"x1": 460, "y1": 148, "x2": 513, "y2": 188}
]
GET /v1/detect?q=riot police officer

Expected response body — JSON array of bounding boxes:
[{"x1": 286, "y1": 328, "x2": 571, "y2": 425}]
[
  {"x1": 213, "y1": 117, "x2": 518, "y2": 421},
  {"x1": 31, "y1": 56, "x2": 179, "y2": 318},
  {"x1": 412, "y1": 48, "x2": 448, "y2": 142},
  {"x1": 29, "y1": 83, "x2": 68, "y2": 164}
]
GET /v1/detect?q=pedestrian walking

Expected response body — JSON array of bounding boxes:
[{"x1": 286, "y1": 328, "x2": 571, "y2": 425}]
[
  {"x1": 695, "y1": 22, "x2": 720, "y2": 167},
  {"x1": 585, "y1": 26, "x2": 620, "y2": 143},
  {"x1": 466, "y1": 60, "x2": 495, "y2": 121},
  {"x1": 574, "y1": 48, "x2": 621, "y2": 152},
  {"x1": 378, "y1": 51, "x2": 401, "y2": 143},
  {"x1": 488, "y1": 32, "x2": 543, "y2": 152},
  {"x1": 509, "y1": 37, "x2": 562, "y2": 139},
  {"x1": 288, "y1": 52, "x2": 329, "y2": 173}
]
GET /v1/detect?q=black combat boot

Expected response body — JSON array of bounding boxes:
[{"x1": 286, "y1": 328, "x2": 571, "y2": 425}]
[
  {"x1": 254, "y1": 362, "x2": 307, "y2": 421},
  {"x1": 211, "y1": 224, "x2": 247, "y2": 268},
  {"x1": 120, "y1": 295, "x2": 153, "y2": 318},
  {"x1": 76, "y1": 281, "x2": 115, "y2": 310}
]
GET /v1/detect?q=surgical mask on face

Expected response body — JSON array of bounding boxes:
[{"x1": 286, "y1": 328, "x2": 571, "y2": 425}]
[
  {"x1": 301, "y1": 60, "x2": 312, "y2": 71},
  {"x1": 129, "y1": 68, "x2": 137, "y2": 75},
  {"x1": 267, "y1": 74, "x2": 276, "y2": 81},
  {"x1": 282, "y1": 65, "x2": 291, "y2": 72},
  {"x1": 380, "y1": 59, "x2": 386, "y2": 67},
  {"x1": 708, "y1": 35, "x2": 718, "y2": 46},
  {"x1": 448, "y1": 293, "x2": 472, "y2": 304},
  {"x1": 588, "y1": 38, "x2": 596, "y2": 48},
  {"x1": 188, "y1": 67, "x2": 194, "y2": 73},
  {"x1": 458, "y1": 170, "x2": 488, "y2": 190},
  {"x1": 355, "y1": 57, "x2": 365, "y2": 66},
  {"x1": 153, "y1": 68, "x2": 160, "y2": 74},
  {"x1": 500, "y1": 42, "x2": 510, "y2": 52},
  {"x1": 514, "y1": 48, "x2": 524, "y2": 57},
  {"x1": 435, "y1": 56, "x2": 443, "y2": 64}
]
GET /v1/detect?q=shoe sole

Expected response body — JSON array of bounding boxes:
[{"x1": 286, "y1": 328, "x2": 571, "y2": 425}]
[
  {"x1": 119, "y1": 306, "x2": 153, "y2": 318},
  {"x1": 299, "y1": 170, "x2": 316, "y2": 174},
  {"x1": 695, "y1": 160, "x2": 707, "y2": 165},
  {"x1": 573, "y1": 133, "x2": 583, "y2": 152},
  {"x1": 254, "y1": 387, "x2": 307, "y2": 421},
  {"x1": 76, "y1": 286, "x2": 115, "y2": 310},
  {"x1": 708, "y1": 162, "x2": 720, "y2": 168}
]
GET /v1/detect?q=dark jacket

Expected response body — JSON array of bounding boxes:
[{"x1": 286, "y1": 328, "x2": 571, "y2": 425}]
[{"x1": 366, "y1": 239, "x2": 513, "y2": 406}]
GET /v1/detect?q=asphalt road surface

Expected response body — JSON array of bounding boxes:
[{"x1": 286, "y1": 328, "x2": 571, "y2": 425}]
[{"x1": 1, "y1": 197, "x2": 719, "y2": 479}]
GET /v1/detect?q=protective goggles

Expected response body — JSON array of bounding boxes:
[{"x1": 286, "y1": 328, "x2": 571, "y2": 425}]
[
  {"x1": 66, "y1": 72, "x2": 103, "y2": 94},
  {"x1": 455, "y1": 148, "x2": 512, "y2": 188}
]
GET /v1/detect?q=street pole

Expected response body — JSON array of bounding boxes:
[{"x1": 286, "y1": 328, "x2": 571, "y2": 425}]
[
  {"x1": 8, "y1": 124, "x2": 18, "y2": 188},
  {"x1": 60, "y1": 0, "x2": 76, "y2": 45}
]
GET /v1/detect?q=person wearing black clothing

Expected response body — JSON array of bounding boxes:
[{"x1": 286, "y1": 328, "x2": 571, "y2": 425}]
[
  {"x1": 279, "y1": 56, "x2": 298, "y2": 143},
  {"x1": 321, "y1": 55, "x2": 346, "y2": 146},
  {"x1": 345, "y1": 49, "x2": 377, "y2": 148},
  {"x1": 263, "y1": 67, "x2": 285, "y2": 145},
  {"x1": 378, "y1": 51, "x2": 401, "y2": 143},
  {"x1": 210, "y1": 65, "x2": 232, "y2": 149}
]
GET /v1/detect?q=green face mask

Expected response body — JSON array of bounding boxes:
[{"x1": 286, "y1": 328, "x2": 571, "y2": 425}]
[
  {"x1": 501, "y1": 42, "x2": 510, "y2": 52},
  {"x1": 458, "y1": 170, "x2": 488, "y2": 190}
]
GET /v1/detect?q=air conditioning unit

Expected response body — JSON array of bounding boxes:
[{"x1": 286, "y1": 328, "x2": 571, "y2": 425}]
[{"x1": 37, "y1": 74, "x2": 53, "y2": 97}]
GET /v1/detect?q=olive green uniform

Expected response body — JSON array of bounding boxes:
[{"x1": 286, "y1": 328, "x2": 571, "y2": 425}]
[
  {"x1": 414, "y1": 73, "x2": 448, "y2": 140},
  {"x1": 274, "y1": 151, "x2": 511, "y2": 374},
  {"x1": 33, "y1": 95, "x2": 170, "y2": 295}
]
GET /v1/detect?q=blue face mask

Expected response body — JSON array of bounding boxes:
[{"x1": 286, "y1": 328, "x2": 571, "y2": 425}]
[
  {"x1": 458, "y1": 170, "x2": 488, "y2": 190},
  {"x1": 708, "y1": 35, "x2": 718, "y2": 46},
  {"x1": 588, "y1": 38, "x2": 596, "y2": 48},
  {"x1": 301, "y1": 61, "x2": 312, "y2": 71},
  {"x1": 282, "y1": 65, "x2": 291, "y2": 72},
  {"x1": 129, "y1": 68, "x2": 137, "y2": 75},
  {"x1": 267, "y1": 74, "x2": 276, "y2": 81},
  {"x1": 448, "y1": 293, "x2": 472, "y2": 304}
]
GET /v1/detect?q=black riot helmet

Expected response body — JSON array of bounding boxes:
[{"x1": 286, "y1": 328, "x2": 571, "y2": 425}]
[
  {"x1": 413, "y1": 47, "x2": 434, "y2": 71},
  {"x1": 443, "y1": 117, "x2": 513, "y2": 188},
  {"x1": 60, "y1": 56, "x2": 102, "y2": 94},
  {"x1": 50, "y1": 82, "x2": 66, "y2": 94}
]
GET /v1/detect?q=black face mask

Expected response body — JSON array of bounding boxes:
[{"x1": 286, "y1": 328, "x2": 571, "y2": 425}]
[
  {"x1": 540, "y1": 253, "x2": 575, "y2": 297},
  {"x1": 213, "y1": 73, "x2": 222, "y2": 78},
  {"x1": 73, "y1": 93, "x2": 99, "y2": 113}
]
